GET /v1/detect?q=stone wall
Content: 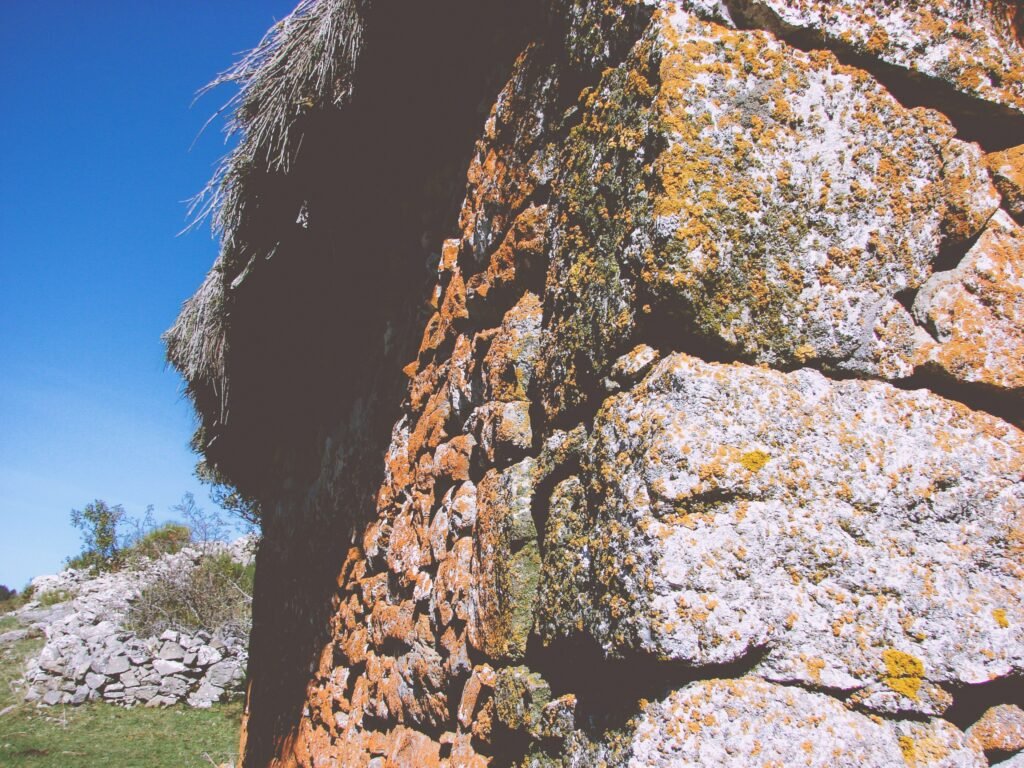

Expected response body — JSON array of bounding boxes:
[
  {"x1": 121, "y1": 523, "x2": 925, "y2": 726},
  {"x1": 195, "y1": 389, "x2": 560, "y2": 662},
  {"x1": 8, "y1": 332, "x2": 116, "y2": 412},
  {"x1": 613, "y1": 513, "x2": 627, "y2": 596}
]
[
  {"x1": 174, "y1": 1, "x2": 1024, "y2": 765},
  {"x1": 18, "y1": 540, "x2": 251, "y2": 709}
]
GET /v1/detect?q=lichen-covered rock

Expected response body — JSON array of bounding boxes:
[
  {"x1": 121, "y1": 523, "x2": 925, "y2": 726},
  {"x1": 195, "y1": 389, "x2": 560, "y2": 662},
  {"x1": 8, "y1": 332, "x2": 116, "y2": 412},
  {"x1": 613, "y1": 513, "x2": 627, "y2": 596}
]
[
  {"x1": 988, "y1": 144, "x2": 1024, "y2": 220},
  {"x1": 913, "y1": 210, "x2": 1024, "y2": 395},
  {"x1": 168, "y1": 1, "x2": 1024, "y2": 766},
  {"x1": 700, "y1": 0, "x2": 1024, "y2": 115},
  {"x1": 469, "y1": 458, "x2": 541, "y2": 661},
  {"x1": 644, "y1": 10, "x2": 999, "y2": 376},
  {"x1": 582, "y1": 353, "x2": 1023, "y2": 709},
  {"x1": 966, "y1": 703, "x2": 1024, "y2": 754},
  {"x1": 627, "y1": 677, "x2": 952, "y2": 768}
]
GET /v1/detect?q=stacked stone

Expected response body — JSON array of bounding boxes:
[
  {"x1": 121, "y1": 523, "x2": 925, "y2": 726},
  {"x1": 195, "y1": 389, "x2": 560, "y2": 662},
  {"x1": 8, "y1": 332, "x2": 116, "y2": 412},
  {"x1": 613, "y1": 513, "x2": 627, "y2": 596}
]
[
  {"x1": 23, "y1": 626, "x2": 245, "y2": 709},
  {"x1": 19, "y1": 539, "x2": 252, "y2": 709},
  {"x1": 166, "y1": 0, "x2": 1024, "y2": 764}
]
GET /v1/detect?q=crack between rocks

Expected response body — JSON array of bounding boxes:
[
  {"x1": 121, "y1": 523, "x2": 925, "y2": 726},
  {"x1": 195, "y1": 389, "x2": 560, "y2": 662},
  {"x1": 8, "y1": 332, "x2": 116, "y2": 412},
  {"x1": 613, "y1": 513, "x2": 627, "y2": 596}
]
[{"x1": 721, "y1": 0, "x2": 1024, "y2": 152}]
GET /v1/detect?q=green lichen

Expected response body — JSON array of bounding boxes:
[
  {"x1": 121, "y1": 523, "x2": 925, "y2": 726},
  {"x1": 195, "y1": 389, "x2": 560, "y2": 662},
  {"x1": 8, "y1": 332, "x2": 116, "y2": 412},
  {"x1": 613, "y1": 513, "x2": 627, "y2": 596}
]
[
  {"x1": 539, "y1": 30, "x2": 661, "y2": 421},
  {"x1": 495, "y1": 666, "x2": 552, "y2": 735},
  {"x1": 536, "y1": 476, "x2": 593, "y2": 642}
]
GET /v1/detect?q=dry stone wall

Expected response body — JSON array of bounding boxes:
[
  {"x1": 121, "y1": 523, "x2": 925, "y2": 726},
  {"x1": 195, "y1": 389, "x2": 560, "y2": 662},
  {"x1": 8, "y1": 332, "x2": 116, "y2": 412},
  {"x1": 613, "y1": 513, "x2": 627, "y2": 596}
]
[
  {"x1": 16, "y1": 540, "x2": 252, "y2": 709},
  {"x1": 174, "y1": 0, "x2": 1024, "y2": 765}
]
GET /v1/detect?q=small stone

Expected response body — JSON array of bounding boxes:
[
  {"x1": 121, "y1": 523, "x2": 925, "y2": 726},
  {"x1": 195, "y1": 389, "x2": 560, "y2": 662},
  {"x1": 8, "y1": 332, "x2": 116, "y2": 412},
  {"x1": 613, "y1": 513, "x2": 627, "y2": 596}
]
[
  {"x1": 153, "y1": 659, "x2": 186, "y2": 677},
  {"x1": 205, "y1": 659, "x2": 240, "y2": 688},
  {"x1": 85, "y1": 672, "x2": 105, "y2": 690},
  {"x1": 967, "y1": 704, "x2": 1024, "y2": 754},
  {"x1": 158, "y1": 641, "x2": 185, "y2": 661},
  {"x1": 101, "y1": 655, "x2": 130, "y2": 676},
  {"x1": 196, "y1": 645, "x2": 222, "y2": 667}
]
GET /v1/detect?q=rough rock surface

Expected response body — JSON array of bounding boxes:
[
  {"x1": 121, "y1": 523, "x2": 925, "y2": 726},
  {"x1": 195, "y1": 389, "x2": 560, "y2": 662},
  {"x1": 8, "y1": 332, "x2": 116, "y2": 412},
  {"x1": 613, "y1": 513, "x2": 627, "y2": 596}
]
[
  {"x1": 17, "y1": 539, "x2": 252, "y2": 709},
  {"x1": 167, "y1": 0, "x2": 1024, "y2": 765},
  {"x1": 579, "y1": 352, "x2": 1023, "y2": 708}
]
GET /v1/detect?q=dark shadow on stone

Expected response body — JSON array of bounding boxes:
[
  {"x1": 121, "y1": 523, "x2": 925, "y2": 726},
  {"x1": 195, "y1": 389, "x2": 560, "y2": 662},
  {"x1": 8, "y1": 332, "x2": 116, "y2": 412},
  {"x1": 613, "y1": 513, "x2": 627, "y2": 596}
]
[{"x1": 236, "y1": 3, "x2": 544, "y2": 766}]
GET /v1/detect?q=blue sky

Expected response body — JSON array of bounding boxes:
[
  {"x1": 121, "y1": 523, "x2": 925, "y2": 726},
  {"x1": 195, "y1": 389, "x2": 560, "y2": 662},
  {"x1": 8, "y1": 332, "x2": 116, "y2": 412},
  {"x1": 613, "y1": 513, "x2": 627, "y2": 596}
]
[{"x1": 0, "y1": 2, "x2": 293, "y2": 589}]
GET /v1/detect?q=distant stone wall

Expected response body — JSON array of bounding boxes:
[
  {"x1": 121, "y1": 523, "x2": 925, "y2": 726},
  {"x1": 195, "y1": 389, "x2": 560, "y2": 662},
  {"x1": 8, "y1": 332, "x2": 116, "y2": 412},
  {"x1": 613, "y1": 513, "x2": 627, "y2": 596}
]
[{"x1": 19, "y1": 540, "x2": 251, "y2": 709}]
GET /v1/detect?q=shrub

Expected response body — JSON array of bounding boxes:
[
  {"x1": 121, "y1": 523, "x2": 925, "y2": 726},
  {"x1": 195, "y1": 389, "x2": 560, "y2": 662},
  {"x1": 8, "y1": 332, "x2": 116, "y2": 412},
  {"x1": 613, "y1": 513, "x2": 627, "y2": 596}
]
[
  {"x1": 69, "y1": 499, "x2": 127, "y2": 572},
  {"x1": 126, "y1": 552, "x2": 254, "y2": 640}
]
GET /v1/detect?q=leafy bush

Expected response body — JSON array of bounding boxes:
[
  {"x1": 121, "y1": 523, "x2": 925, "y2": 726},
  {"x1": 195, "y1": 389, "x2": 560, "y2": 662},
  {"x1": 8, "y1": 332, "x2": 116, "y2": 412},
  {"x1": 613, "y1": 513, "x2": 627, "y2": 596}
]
[
  {"x1": 126, "y1": 552, "x2": 253, "y2": 639},
  {"x1": 69, "y1": 500, "x2": 127, "y2": 572}
]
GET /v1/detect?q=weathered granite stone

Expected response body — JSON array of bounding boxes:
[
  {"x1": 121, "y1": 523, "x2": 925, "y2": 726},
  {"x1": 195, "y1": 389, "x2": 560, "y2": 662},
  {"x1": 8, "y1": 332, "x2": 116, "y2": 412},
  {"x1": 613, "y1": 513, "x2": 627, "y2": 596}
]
[
  {"x1": 627, "y1": 678, "x2": 981, "y2": 767},
  {"x1": 582, "y1": 353, "x2": 1023, "y2": 711},
  {"x1": 966, "y1": 704, "x2": 1024, "y2": 754}
]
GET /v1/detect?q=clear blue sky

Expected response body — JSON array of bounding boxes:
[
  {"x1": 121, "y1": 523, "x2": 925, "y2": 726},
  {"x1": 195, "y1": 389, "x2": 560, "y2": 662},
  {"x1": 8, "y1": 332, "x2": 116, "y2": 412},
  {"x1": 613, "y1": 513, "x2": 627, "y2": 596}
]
[{"x1": 0, "y1": 2, "x2": 293, "y2": 589}]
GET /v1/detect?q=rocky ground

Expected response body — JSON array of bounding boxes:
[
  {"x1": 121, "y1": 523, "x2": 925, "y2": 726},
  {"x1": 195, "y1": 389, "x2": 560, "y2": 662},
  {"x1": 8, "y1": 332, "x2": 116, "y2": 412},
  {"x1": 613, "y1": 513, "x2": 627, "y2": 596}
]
[{"x1": 2, "y1": 538, "x2": 252, "y2": 710}]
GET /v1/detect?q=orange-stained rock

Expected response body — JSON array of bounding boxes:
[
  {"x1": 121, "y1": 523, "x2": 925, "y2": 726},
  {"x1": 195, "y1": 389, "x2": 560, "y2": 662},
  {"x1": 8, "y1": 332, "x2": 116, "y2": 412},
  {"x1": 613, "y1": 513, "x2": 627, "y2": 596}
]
[
  {"x1": 481, "y1": 292, "x2": 543, "y2": 403},
  {"x1": 469, "y1": 400, "x2": 532, "y2": 465},
  {"x1": 433, "y1": 435, "x2": 476, "y2": 484},
  {"x1": 915, "y1": 210, "x2": 1024, "y2": 395},
  {"x1": 434, "y1": 536, "x2": 474, "y2": 628},
  {"x1": 384, "y1": 726, "x2": 441, "y2": 768},
  {"x1": 988, "y1": 144, "x2": 1024, "y2": 220},
  {"x1": 966, "y1": 704, "x2": 1024, "y2": 753},
  {"x1": 458, "y1": 664, "x2": 496, "y2": 728},
  {"x1": 469, "y1": 460, "x2": 540, "y2": 661}
]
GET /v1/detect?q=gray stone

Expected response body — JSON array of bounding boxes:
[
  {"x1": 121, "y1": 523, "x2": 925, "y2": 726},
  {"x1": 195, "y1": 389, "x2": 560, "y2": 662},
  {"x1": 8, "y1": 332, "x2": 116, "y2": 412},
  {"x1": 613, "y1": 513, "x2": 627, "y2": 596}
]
[
  {"x1": 205, "y1": 659, "x2": 240, "y2": 688},
  {"x1": 196, "y1": 645, "x2": 222, "y2": 667},
  {"x1": 41, "y1": 690, "x2": 64, "y2": 706},
  {"x1": 158, "y1": 641, "x2": 185, "y2": 661},
  {"x1": 187, "y1": 681, "x2": 224, "y2": 709},
  {"x1": 152, "y1": 659, "x2": 186, "y2": 677},
  {"x1": 83, "y1": 671, "x2": 105, "y2": 692},
  {"x1": 132, "y1": 685, "x2": 159, "y2": 703},
  {"x1": 160, "y1": 675, "x2": 189, "y2": 697},
  {"x1": 69, "y1": 685, "x2": 89, "y2": 705},
  {"x1": 119, "y1": 669, "x2": 139, "y2": 688},
  {"x1": 101, "y1": 655, "x2": 130, "y2": 676}
]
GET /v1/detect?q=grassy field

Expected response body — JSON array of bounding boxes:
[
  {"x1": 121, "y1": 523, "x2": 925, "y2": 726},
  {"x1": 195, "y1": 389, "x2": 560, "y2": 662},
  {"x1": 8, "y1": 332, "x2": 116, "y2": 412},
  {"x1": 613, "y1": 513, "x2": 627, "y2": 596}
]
[{"x1": 0, "y1": 614, "x2": 243, "y2": 768}]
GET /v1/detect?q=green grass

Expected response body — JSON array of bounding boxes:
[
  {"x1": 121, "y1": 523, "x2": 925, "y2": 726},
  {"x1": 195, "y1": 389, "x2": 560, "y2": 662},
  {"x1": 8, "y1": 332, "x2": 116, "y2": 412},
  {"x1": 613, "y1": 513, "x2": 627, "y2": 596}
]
[{"x1": 0, "y1": 625, "x2": 242, "y2": 767}]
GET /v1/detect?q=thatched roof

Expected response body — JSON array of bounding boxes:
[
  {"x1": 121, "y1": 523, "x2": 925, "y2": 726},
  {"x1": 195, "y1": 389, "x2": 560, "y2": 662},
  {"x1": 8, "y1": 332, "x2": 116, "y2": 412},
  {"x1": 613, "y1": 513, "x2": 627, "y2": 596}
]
[{"x1": 165, "y1": 0, "x2": 365, "y2": 444}]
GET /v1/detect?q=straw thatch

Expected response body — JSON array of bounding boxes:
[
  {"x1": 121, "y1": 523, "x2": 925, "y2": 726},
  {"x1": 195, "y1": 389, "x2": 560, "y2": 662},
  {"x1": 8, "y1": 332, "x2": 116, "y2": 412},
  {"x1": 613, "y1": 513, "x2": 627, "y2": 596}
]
[{"x1": 165, "y1": 0, "x2": 365, "y2": 432}]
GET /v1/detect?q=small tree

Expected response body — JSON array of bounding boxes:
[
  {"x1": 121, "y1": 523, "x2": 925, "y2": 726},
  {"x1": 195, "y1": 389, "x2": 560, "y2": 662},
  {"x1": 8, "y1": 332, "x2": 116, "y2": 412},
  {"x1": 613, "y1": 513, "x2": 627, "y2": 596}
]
[
  {"x1": 69, "y1": 499, "x2": 126, "y2": 571},
  {"x1": 0, "y1": 585, "x2": 14, "y2": 602}
]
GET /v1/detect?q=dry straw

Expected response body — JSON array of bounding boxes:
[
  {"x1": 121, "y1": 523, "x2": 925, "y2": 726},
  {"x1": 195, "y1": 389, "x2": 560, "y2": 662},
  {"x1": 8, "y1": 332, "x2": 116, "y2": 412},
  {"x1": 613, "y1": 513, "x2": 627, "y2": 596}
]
[{"x1": 166, "y1": 0, "x2": 364, "y2": 423}]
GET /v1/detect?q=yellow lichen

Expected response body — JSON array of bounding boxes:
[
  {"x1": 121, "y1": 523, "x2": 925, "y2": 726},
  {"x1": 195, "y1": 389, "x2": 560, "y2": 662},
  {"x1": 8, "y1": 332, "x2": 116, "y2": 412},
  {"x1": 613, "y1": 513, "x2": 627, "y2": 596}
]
[
  {"x1": 739, "y1": 449, "x2": 770, "y2": 472},
  {"x1": 882, "y1": 649, "x2": 924, "y2": 700},
  {"x1": 993, "y1": 608, "x2": 1009, "y2": 628},
  {"x1": 898, "y1": 735, "x2": 916, "y2": 765}
]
